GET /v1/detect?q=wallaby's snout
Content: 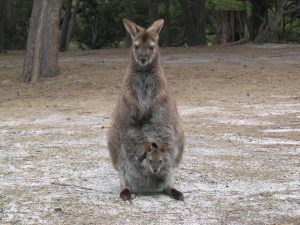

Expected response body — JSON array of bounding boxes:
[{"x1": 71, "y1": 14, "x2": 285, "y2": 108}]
[
  {"x1": 139, "y1": 57, "x2": 147, "y2": 66},
  {"x1": 123, "y1": 19, "x2": 164, "y2": 67}
]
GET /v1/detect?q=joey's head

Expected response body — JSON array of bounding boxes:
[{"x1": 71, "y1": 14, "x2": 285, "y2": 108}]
[
  {"x1": 143, "y1": 142, "x2": 168, "y2": 174},
  {"x1": 123, "y1": 19, "x2": 164, "y2": 67}
]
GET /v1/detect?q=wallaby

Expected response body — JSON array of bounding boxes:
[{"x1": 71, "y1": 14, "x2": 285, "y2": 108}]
[
  {"x1": 143, "y1": 142, "x2": 168, "y2": 174},
  {"x1": 107, "y1": 19, "x2": 185, "y2": 201}
]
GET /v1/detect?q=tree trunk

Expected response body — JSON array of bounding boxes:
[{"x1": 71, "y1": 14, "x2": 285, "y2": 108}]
[
  {"x1": 216, "y1": 10, "x2": 248, "y2": 44},
  {"x1": 249, "y1": 0, "x2": 269, "y2": 41},
  {"x1": 0, "y1": 0, "x2": 7, "y2": 53},
  {"x1": 163, "y1": 0, "x2": 172, "y2": 46},
  {"x1": 124, "y1": 0, "x2": 134, "y2": 46},
  {"x1": 59, "y1": 0, "x2": 72, "y2": 51},
  {"x1": 179, "y1": 0, "x2": 196, "y2": 46},
  {"x1": 21, "y1": 0, "x2": 62, "y2": 83},
  {"x1": 65, "y1": 0, "x2": 80, "y2": 50},
  {"x1": 148, "y1": 0, "x2": 158, "y2": 22},
  {"x1": 254, "y1": 0, "x2": 299, "y2": 43},
  {"x1": 193, "y1": 0, "x2": 206, "y2": 45},
  {"x1": 179, "y1": 0, "x2": 206, "y2": 46}
]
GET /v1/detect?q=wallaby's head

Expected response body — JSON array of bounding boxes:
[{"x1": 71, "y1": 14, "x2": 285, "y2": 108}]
[
  {"x1": 143, "y1": 142, "x2": 168, "y2": 174},
  {"x1": 123, "y1": 19, "x2": 164, "y2": 67}
]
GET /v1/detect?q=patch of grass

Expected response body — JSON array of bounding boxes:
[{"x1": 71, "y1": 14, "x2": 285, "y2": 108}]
[{"x1": 68, "y1": 41, "x2": 89, "y2": 51}]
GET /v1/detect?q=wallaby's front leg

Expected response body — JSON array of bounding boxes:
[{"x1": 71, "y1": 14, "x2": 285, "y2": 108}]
[
  {"x1": 165, "y1": 188, "x2": 184, "y2": 201},
  {"x1": 147, "y1": 92, "x2": 167, "y2": 115}
]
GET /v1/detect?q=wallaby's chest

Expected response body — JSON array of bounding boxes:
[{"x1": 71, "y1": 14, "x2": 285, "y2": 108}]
[{"x1": 131, "y1": 72, "x2": 156, "y2": 113}]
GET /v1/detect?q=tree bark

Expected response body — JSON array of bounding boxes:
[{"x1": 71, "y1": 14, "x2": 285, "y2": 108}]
[
  {"x1": 163, "y1": 0, "x2": 172, "y2": 46},
  {"x1": 65, "y1": 0, "x2": 80, "y2": 50},
  {"x1": 193, "y1": 0, "x2": 206, "y2": 45},
  {"x1": 216, "y1": 10, "x2": 248, "y2": 44},
  {"x1": 0, "y1": 0, "x2": 7, "y2": 53},
  {"x1": 59, "y1": 0, "x2": 72, "y2": 51},
  {"x1": 124, "y1": 0, "x2": 134, "y2": 46},
  {"x1": 148, "y1": 0, "x2": 158, "y2": 22},
  {"x1": 179, "y1": 0, "x2": 196, "y2": 46},
  {"x1": 21, "y1": 0, "x2": 62, "y2": 83},
  {"x1": 179, "y1": 0, "x2": 206, "y2": 46},
  {"x1": 249, "y1": 0, "x2": 269, "y2": 41},
  {"x1": 254, "y1": 0, "x2": 300, "y2": 43}
]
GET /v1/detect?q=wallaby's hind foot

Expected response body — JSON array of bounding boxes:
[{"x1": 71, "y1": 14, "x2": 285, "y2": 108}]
[
  {"x1": 120, "y1": 188, "x2": 132, "y2": 201},
  {"x1": 170, "y1": 188, "x2": 184, "y2": 201}
]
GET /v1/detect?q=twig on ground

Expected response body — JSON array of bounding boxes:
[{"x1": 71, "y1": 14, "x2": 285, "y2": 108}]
[{"x1": 51, "y1": 181, "x2": 98, "y2": 191}]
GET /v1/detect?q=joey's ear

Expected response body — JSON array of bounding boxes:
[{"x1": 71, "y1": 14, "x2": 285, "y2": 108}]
[
  {"x1": 147, "y1": 19, "x2": 164, "y2": 38},
  {"x1": 123, "y1": 19, "x2": 144, "y2": 39},
  {"x1": 159, "y1": 143, "x2": 168, "y2": 153},
  {"x1": 143, "y1": 142, "x2": 152, "y2": 152}
]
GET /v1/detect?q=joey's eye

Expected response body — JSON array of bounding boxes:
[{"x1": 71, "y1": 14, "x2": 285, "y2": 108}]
[
  {"x1": 134, "y1": 45, "x2": 140, "y2": 50},
  {"x1": 149, "y1": 46, "x2": 154, "y2": 51}
]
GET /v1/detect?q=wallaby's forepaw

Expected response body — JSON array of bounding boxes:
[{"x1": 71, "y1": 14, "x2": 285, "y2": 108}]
[
  {"x1": 120, "y1": 188, "x2": 132, "y2": 201},
  {"x1": 133, "y1": 111, "x2": 152, "y2": 123},
  {"x1": 170, "y1": 188, "x2": 184, "y2": 201}
]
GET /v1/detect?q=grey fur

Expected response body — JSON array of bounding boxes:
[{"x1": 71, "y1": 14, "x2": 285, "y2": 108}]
[
  {"x1": 132, "y1": 70, "x2": 156, "y2": 113},
  {"x1": 107, "y1": 19, "x2": 184, "y2": 198}
]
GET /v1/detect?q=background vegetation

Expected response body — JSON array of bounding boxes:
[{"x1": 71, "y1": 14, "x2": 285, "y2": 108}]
[{"x1": 1, "y1": 0, "x2": 300, "y2": 52}]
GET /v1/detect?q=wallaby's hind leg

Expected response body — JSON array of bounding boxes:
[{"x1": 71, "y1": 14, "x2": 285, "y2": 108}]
[
  {"x1": 118, "y1": 170, "x2": 132, "y2": 201},
  {"x1": 165, "y1": 188, "x2": 184, "y2": 201},
  {"x1": 170, "y1": 188, "x2": 184, "y2": 201},
  {"x1": 120, "y1": 188, "x2": 132, "y2": 201}
]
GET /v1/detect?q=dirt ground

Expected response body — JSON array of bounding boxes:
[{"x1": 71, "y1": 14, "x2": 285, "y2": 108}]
[{"x1": 0, "y1": 44, "x2": 300, "y2": 225}]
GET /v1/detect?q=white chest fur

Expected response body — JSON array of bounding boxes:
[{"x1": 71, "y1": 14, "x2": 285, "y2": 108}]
[{"x1": 131, "y1": 72, "x2": 156, "y2": 113}]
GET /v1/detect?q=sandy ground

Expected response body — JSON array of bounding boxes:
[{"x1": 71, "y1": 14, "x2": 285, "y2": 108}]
[{"x1": 0, "y1": 44, "x2": 300, "y2": 225}]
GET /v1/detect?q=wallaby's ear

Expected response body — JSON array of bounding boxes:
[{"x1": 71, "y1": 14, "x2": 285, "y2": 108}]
[
  {"x1": 143, "y1": 142, "x2": 152, "y2": 152},
  {"x1": 147, "y1": 19, "x2": 164, "y2": 38},
  {"x1": 159, "y1": 143, "x2": 168, "y2": 153},
  {"x1": 123, "y1": 19, "x2": 144, "y2": 39}
]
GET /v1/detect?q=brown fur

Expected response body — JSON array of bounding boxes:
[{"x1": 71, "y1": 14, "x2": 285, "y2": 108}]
[{"x1": 107, "y1": 19, "x2": 184, "y2": 200}]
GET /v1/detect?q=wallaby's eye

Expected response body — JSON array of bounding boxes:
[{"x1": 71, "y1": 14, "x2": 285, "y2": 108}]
[
  {"x1": 149, "y1": 46, "x2": 154, "y2": 51},
  {"x1": 134, "y1": 45, "x2": 140, "y2": 50}
]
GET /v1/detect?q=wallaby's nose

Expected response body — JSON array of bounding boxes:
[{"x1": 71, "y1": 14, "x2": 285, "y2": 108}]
[
  {"x1": 153, "y1": 169, "x2": 158, "y2": 173},
  {"x1": 140, "y1": 58, "x2": 147, "y2": 64}
]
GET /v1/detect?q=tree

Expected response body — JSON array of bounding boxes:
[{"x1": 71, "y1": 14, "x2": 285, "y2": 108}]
[
  {"x1": 249, "y1": 0, "x2": 269, "y2": 41},
  {"x1": 59, "y1": 0, "x2": 80, "y2": 51},
  {"x1": 1, "y1": 0, "x2": 32, "y2": 51},
  {"x1": 216, "y1": 10, "x2": 248, "y2": 43},
  {"x1": 179, "y1": 0, "x2": 206, "y2": 46},
  {"x1": 148, "y1": 0, "x2": 159, "y2": 23},
  {"x1": 75, "y1": 0, "x2": 123, "y2": 49},
  {"x1": 124, "y1": 0, "x2": 134, "y2": 46},
  {"x1": 65, "y1": 0, "x2": 80, "y2": 50},
  {"x1": 193, "y1": 0, "x2": 206, "y2": 44},
  {"x1": 21, "y1": 0, "x2": 62, "y2": 83},
  {"x1": 60, "y1": 0, "x2": 73, "y2": 51},
  {"x1": 0, "y1": 0, "x2": 8, "y2": 53},
  {"x1": 254, "y1": 0, "x2": 300, "y2": 42},
  {"x1": 163, "y1": 0, "x2": 172, "y2": 46}
]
